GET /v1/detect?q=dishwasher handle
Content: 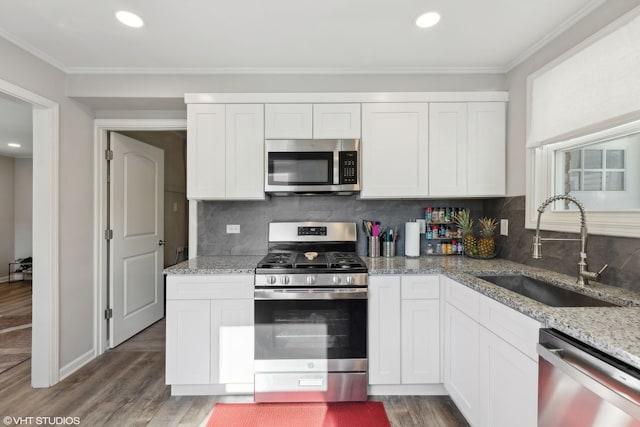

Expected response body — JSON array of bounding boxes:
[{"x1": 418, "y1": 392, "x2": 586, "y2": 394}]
[{"x1": 538, "y1": 342, "x2": 640, "y2": 412}]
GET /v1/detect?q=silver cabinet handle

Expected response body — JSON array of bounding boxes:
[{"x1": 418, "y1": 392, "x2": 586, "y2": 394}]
[{"x1": 158, "y1": 240, "x2": 167, "y2": 246}]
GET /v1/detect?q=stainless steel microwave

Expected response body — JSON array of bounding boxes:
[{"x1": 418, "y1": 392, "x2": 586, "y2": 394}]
[{"x1": 265, "y1": 139, "x2": 360, "y2": 195}]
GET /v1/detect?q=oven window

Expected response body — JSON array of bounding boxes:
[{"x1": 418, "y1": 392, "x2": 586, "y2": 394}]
[
  {"x1": 255, "y1": 299, "x2": 366, "y2": 360},
  {"x1": 268, "y1": 152, "x2": 333, "y2": 185}
]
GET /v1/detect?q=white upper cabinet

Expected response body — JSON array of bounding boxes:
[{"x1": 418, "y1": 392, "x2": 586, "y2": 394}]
[
  {"x1": 187, "y1": 104, "x2": 264, "y2": 200},
  {"x1": 429, "y1": 102, "x2": 505, "y2": 197},
  {"x1": 467, "y1": 102, "x2": 506, "y2": 196},
  {"x1": 265, "y1": 104, "x2": 313, "y2": 139},
  {"x1": 429, "y1": 103, "x2": 468, "y2": 196},
  {"x1": 225, "y1": 104, "x2": 265, "y2": 199},
  {"x1": 313, "y1": 104, "x2": 361, "y2": 139},
  {"x1": 361, "y1": 103, "x2": 429, "y2": 198},
  {"x1": 265, "y1": 103, "x2": 361, "y2": 139},
  {"x1": 187, "y1": 104, "x2": 226, "y2": 199}
]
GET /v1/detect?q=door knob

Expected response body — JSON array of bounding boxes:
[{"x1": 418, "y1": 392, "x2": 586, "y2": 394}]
[{"x1": 159, "y1": 240, "x2": 167, "y2": 246}]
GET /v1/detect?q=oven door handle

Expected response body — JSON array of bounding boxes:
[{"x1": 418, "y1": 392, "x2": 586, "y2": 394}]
[{"x1": 254, "y1": 288, "x2": 368, "y2": 300}]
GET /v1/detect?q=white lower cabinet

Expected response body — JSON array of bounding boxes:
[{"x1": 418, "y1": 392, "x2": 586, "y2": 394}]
[
  {"x1": 444, "y1": 302, "x2": 481, "y2": 424},
  {"x1": 443, "y1": 277, "x2": 541, "y2": 427},
  {"x1": 368, "y1": 276, "x2": 401, "y2": 384},
  {"x1": 479, "y1": 328, "x2": 538, "y2": 427},
  {"x1": 368, "y1": 275, "x2": 441, "y2": 390},
  {"x1": 166, "y1": 299, "x2": 211, "y2": 385},
  {"x1": 166, "y1": 275, "x2": 254, "y2": 395}
]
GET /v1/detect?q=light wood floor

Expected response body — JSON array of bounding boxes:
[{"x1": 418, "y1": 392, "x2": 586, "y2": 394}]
[{"x1": 0, "y1": 288, "x2": 469, "y2": 427}]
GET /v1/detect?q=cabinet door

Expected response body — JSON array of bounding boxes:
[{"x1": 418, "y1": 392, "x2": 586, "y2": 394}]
[
  {"x1": 187, "y1": 104, "x2": 226, "y2": 199},
  {"x1": 444, "y1": 302, "x2": 480, "y2": 426},
  {"x1": 225, "y1": 104, "x2": 265, "y2": 199},
  {"x1": 361, "y1": 103, "x2": 429, "y2": 198},
  {"x1": 368, "y1": 276, "x2": 401, "y2": 384},
  {"x1": 467, "y1": 102, "x2": 506, "y2": 196},
  {"x1": 265, "y1": 104, "x2": 313, "y2": 139},
  {"x1": 429, "y1": 103, "x2": 468, "y2": 196},
  {"x1": 166, "y1": 299, "x2": 211, "y2": 385},
  {"x1": 313, "y1": 103, "x2": 361, "y2": 138},
  {"x1": 401, "y1": 299, "x2": 440, "y2": 384},
  {"x1": 211, "y1": 299, "x2": 254, "y2": 385},
  {"x1": 479, "y1": 328, "x2": 538, "y2": 427}
]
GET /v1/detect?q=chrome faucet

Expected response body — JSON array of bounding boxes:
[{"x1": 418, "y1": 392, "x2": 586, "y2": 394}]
[{"x1": 532, "y1": 194, "x2": 608, "y2": 285}]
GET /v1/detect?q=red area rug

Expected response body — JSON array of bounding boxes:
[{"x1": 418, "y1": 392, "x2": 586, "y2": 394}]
[{"x1": 206, "y1": 401, "x2": 391, "y2": 427}]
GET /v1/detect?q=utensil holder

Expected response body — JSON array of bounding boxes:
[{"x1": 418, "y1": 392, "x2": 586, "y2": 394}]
[
  {"x1": 368, "y1": 236, "x2": 380, "y2": 258},
  {"x1": 382, "y1": 241, "x2": 396, "y2": 257}
]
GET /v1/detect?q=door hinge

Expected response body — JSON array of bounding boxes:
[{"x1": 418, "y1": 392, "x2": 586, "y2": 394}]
[
  {"x1": 105, "y1": 149, "x2": 113, "y2": 161},
  {"x1": 105, "y1": 229, "x2": 113, "y2": 240},
  {"x1": 104, "y1": 308, "x2": 113, "y2": 320}
]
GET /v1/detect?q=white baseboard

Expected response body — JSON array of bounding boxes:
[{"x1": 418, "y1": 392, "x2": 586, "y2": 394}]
[
  {"x1": 59, "y1": 348, "x2": 96, "y2": 381},
  {"x1": 368, "y1": 383, "x2": 447, "y2": 396},
  {"x1": 0, "y1": 276, "x2": 8, "y2": 283},
  {"x1": 171, "y1": 384, "x2": 253, "y2": 396}
]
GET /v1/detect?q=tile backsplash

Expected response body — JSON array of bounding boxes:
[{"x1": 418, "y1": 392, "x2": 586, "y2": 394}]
[
  {"x1": 198, "y1": 195, "x2": 485, "y2": 257},
  {"x1": 198, "y1": 194, "x2": 639, "y2": 292}
]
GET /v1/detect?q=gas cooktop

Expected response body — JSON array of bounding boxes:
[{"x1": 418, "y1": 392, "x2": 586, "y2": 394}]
[{"x1": 257, "y1": 251, "x2": 366, "y2": 270}]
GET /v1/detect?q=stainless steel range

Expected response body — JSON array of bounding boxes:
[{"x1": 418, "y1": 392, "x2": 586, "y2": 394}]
[{"x1": 254, "y1": 221, "x2": 368, "y2": 403}]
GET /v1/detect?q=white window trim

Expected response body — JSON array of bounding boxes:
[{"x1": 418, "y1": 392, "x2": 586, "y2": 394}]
[{"x1": 526, "y1": 121, "x2": 640, "y2": 238}]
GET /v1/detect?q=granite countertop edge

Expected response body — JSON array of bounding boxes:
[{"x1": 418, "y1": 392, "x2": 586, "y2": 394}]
[{"x1": 165, "y1": 254, "x2": 640, "y2": 370}]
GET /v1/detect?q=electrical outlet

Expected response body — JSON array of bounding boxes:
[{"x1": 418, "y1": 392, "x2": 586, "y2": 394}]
[
  {"x1": 500, "y1": 219, "x2": 509, "y2": 236},
  {"x1": 173, "y1": 202, "x2": 178, "y2": 212},
  {"x1": 226, "y1": 224, "x2": 241, "y2": 234}
]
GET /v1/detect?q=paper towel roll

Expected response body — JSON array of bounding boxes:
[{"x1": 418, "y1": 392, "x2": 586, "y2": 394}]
[{"x1": 405, "y1": 222, "x2": 420, "y2": 257}]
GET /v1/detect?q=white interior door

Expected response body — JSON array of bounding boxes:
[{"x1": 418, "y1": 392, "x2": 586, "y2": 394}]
[{"x1": 110, "y1": 132, "x2": 165, "y2": 347}]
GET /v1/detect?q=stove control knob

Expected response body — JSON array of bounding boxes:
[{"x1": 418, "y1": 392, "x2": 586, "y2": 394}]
[
  {"x1": 346, "y1": 275, "x2": 355, "y2": 285},
  {"x1": 266, "y1": 276, "x2": 277, "y2": 285},
  {"x1": 306, "y1": 275, "x2": 316, "y2": 285},
  {"x1": 280, "y1": 275, "x2": 290, "y2": 285},
  {"x1": 332, "y1": 276, "x2": 342, "y2": 285}
]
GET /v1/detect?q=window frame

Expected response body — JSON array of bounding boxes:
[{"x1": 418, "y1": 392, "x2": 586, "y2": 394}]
[{"x1": 526, "y1": 120, "x2": 640, "y2": 238}]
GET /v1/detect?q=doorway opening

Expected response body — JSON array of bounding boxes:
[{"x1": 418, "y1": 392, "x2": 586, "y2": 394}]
[
  {"x1": 94, "y1": 120, "x2": 187, "y2": 355},
  {"x1": 0, "y1": 92, "x2": 33, "y2": 375},
  {"x1": 0, "y1": 78, "x2": 59, "y2": 387}
]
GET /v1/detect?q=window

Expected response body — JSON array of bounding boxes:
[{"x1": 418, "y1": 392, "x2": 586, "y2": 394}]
[{"x1": 527, "y1": 121, "x2": 640, "y2": 237}]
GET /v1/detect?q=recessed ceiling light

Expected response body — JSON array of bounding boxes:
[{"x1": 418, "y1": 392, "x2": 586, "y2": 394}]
[
  {"x1": 8, "y1": 142, "x2": 22, "y2": 148},
  {"x1": 416, "y1": 11, "x2": 441, "y2": 29},
  {"x1": 116, "y1": 10, "x2": 144, "y2": 28}
]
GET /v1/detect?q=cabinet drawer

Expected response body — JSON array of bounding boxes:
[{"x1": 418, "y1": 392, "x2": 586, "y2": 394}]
[
  {"x1": 167, "y1": 275, "x2": 253, "y2": 299},
  {"x1": 479, "y1": 296, "x2": 542, "y2": 361},
  {"x1": 401, "y1": 275, "x2": 440, "y2": 299},
  {"x1": 444, "y1": 277, "x2": 480, "y2": 321}
]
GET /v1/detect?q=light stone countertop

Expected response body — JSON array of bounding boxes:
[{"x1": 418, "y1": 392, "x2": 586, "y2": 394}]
[
  {"x1": 164, "y1": 255, "x2": 262, "y2": 275},
  {"x1": 164, "y1": 254, "x2": 640, "y2": 370}
]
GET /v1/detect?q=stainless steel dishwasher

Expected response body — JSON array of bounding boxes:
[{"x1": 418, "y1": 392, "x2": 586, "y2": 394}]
[{"x1": 538, "y1": 329, "x2": 640, "y2": 427}]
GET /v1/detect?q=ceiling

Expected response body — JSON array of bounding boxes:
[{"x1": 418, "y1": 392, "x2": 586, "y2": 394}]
[
  {"x1": 0, "y1": 93, "x2": 32, "y2": 158},
  {"x1": 0, "y1": 0, "x2": 604, "y2": 74}
]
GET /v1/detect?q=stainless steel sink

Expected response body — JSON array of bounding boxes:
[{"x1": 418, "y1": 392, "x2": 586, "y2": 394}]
[{"x1": 475, "y1": 274, "x2": 619, "y2": 307}]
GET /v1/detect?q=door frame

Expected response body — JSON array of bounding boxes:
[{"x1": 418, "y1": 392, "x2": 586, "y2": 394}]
[
  {"x1": 94, "y1": 119, "x2": 186, "y2": 355},
  {"x1": 0, "y1": 78, "x2": 59, "y2": 387}
]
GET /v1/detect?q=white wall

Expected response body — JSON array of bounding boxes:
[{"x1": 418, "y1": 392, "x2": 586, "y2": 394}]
[
  {"x1": 0, "y1": 36, "x2": 95, "y2": 370},
  {"x1": 14, "y1": 158, "x2": 32, "y2": 259},
  {"x1": 505, "y1": 0, "x2": 640, "y2": 196},
  {"x1": 0, "y1": 155, "x2": 15, "y2": 279}
]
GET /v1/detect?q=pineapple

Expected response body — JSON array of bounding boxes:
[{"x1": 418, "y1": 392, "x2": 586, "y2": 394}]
[
  {"x1": 477, "y1": 217, "x2": 497, "y2": 258},
  {"x1": 454, "y1": 209, "x2": 476, "y2": 255}
]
